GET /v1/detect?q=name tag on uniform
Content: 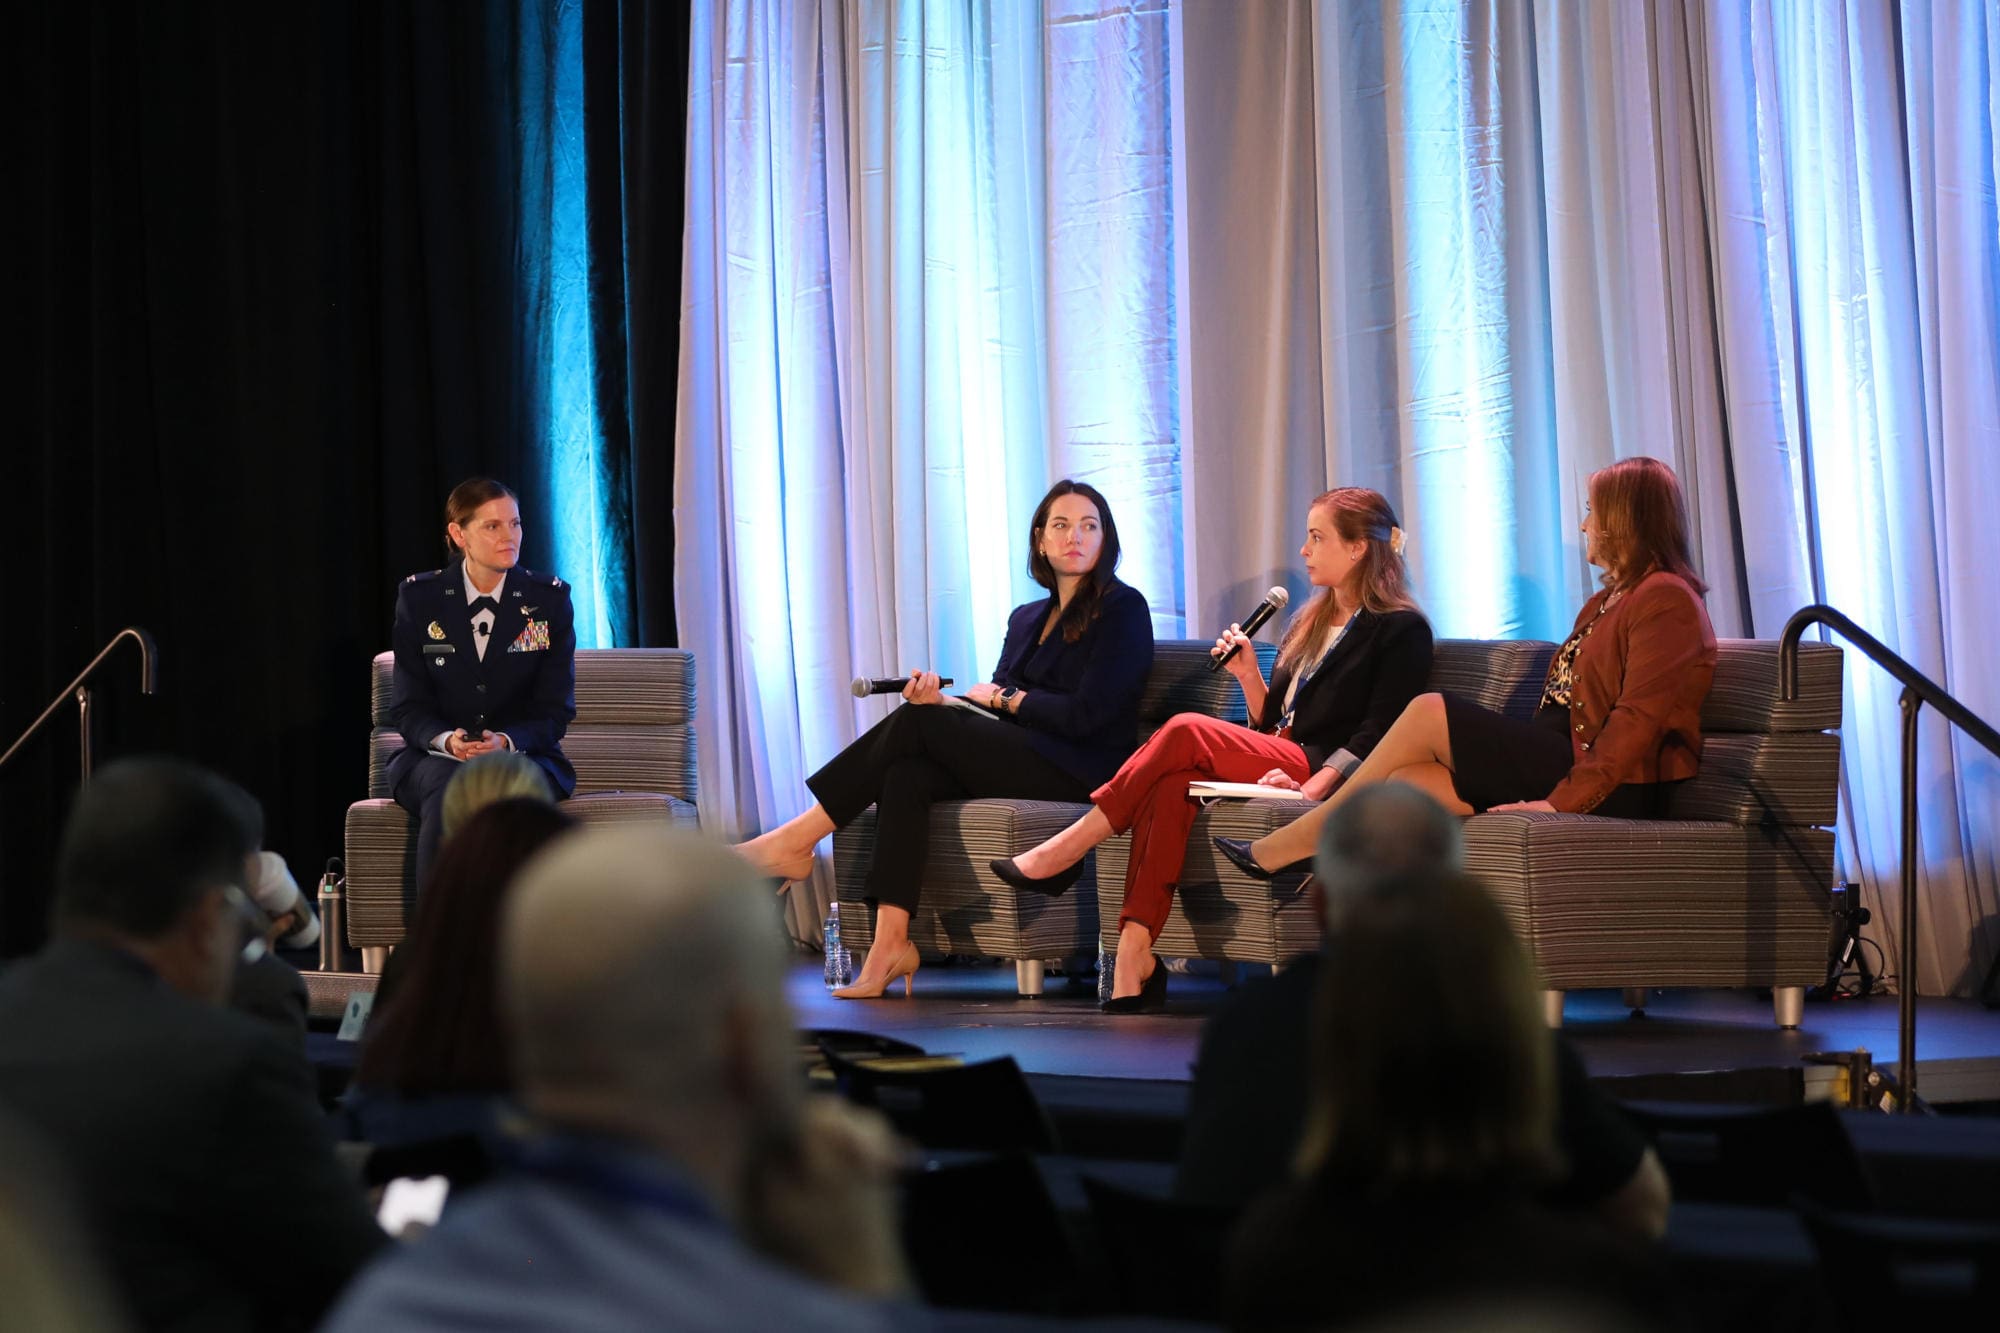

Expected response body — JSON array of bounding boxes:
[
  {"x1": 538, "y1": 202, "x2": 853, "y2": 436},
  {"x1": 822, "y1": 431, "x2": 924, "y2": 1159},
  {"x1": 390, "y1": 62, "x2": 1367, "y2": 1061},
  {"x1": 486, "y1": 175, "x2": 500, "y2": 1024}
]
[{"x1": 422, "y1": 644, "x2": 456, "y2": 655}]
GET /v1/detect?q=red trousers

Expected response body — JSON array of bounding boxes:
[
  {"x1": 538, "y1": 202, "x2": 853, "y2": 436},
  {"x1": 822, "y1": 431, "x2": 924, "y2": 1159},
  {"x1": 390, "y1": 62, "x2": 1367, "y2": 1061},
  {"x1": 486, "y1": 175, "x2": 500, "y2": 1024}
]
[{"x1": 1092, "y1": 713, "x2": 1312, "y2": 938}]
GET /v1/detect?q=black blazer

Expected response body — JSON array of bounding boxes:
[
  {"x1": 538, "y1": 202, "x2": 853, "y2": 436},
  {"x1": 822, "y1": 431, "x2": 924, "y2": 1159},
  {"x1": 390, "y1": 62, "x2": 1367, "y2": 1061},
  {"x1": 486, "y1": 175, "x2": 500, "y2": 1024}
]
[
  {"x1": 0, "y1": 939, "x2": 385, "y2": 1332},
  {"x1": 386, "y1": 562, "x2": 578, "y2": 796},
  {"x1": 990, "y1": 579, "x2": 1156, "y2": 789},
  {"x1": 1255, "y1": 607, "x2": 1433, "y2": 773}
]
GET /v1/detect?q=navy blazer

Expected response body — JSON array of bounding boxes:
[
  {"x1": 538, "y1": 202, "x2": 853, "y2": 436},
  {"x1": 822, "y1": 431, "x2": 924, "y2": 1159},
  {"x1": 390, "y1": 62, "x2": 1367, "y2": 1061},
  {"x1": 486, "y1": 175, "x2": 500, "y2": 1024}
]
[
  {"x1": 1255, "y1": 607, "x2": 1433, "y2": 775},
  {"x1": 990, "y1": 579, "x2": 1156, "y2": 789},
  {"x1": 386, "y1": 562, "x2": 578, "y2": 796}
]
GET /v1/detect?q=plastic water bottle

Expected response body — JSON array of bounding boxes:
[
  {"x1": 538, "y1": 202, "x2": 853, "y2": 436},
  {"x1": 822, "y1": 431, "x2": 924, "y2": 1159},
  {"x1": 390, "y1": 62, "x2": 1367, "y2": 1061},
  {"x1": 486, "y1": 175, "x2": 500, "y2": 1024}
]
[{"x1": 823, "y1": 902, "x2": 850, "y2": 988}]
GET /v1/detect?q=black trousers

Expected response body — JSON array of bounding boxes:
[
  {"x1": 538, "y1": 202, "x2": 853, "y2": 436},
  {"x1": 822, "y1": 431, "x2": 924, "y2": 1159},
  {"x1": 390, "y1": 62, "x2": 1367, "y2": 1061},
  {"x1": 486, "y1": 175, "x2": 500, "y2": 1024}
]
[
  {"x1": 805, "y1": 703, "x2": 1090, "y2": 913},
  {"x1": 390, "y1": 754, "x2": 460, "y2": 916}
]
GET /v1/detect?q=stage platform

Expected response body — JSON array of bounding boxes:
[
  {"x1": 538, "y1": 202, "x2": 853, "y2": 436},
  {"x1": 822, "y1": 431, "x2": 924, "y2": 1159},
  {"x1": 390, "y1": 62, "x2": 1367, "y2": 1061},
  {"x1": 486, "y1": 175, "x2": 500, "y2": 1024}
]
[{"x1": 787, "y1": 958, "x2": 2000, "y2": 1109}]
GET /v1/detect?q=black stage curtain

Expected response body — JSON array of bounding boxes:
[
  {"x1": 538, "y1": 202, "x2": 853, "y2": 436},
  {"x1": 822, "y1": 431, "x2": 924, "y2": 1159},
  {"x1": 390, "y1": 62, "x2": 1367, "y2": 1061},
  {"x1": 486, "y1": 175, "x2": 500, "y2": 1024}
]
[{"x1": 8, "y1": 0, "x2": 689, "y2": 954}]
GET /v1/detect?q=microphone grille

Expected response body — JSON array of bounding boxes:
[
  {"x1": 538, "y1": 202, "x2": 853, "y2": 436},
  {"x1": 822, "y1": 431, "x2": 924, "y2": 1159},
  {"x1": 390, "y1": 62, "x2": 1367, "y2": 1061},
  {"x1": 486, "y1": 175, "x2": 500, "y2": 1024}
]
[
  {"x1": 850, "y1": 676, "x2": 871, "y2": 698},
  {"x1": 1266, "y1": 586, "x2": 1291, "y2": 609}
]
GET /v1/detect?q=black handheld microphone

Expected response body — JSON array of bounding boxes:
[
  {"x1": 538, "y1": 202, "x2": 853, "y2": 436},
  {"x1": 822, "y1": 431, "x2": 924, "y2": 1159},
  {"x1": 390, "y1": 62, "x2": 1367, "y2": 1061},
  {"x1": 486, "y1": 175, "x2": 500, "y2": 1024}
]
[
  {"x1": 1208, "y1": 587, "x2": 1291, "y2": 672},
  {"x1": 852, "y1": 675, "x2": 955, "y2": 697}
]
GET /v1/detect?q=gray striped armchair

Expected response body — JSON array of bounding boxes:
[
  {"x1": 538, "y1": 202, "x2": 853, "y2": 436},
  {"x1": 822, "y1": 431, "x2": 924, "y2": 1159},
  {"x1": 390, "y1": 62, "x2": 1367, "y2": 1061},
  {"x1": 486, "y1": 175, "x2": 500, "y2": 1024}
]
[
  {"x1": 1094, "y1": 638, "x2": 1844, "y2": 1028},
  {"x1": 834, "y1": 640, "x2": 1277, "y2": 995},
  {"x1": 342, "y1": 648, "x2": 700, "y2": 966}
]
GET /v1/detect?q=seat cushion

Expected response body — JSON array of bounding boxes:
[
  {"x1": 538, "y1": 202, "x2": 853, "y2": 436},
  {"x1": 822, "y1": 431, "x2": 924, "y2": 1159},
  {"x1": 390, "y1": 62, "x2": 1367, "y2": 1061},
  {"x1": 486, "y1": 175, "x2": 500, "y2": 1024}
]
[
  {"x1": 1463, "y1": 811, "x2": 1833, "y2": 990},
  {"x1": 833, "y1": 801, "x2": 1100, "y2": 960}
]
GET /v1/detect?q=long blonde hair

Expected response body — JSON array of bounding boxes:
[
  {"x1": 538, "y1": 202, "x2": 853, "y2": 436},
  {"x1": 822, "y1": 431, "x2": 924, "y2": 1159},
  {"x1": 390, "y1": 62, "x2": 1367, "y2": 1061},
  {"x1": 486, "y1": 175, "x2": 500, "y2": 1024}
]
[
  {"x1": 1277, "y1": 488, "x2": 1417, "y2": 673},
  {"x1": 441, "y1": 751, "x2": 554, "y2": 838}
]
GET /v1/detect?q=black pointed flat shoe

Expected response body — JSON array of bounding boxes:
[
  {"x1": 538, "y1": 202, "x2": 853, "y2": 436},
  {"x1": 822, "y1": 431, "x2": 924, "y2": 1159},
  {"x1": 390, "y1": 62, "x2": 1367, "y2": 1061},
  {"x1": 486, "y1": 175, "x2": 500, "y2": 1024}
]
[
  {"x1": 1102, "y1": 953, "x2": 1168, "y2": 1014},
  {"x1": 989, "y1": 856, "x2": 1085, "y2": 898},
  {"x1": 1212, "y1": 835, "x2": 1311, "y2": 881}
]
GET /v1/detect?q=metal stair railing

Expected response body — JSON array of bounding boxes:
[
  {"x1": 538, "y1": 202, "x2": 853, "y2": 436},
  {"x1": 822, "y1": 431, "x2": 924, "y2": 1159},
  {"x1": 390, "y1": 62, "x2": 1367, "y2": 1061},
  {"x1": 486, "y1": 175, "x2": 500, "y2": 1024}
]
[
  {"x1": 0, "y1": 628, "x2": 159, "y2": 781},
  {"x1": 1781, "y1": 606, "x2": 2000, "y2": 1112}
]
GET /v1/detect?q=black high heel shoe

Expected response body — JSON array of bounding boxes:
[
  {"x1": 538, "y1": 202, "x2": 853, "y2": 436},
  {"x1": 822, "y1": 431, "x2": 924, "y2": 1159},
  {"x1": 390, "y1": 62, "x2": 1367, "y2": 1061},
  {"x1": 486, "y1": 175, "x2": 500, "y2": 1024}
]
[
  {"x1": 989, "y1": 856, "x2": 1084, "y2": 898},
  {"x1": 1212, "y1": 836, "x2": 1311, "y2": 881},
  {"x1": 1102, "y1": 953, "x2": 1168, "y2": 1014}
]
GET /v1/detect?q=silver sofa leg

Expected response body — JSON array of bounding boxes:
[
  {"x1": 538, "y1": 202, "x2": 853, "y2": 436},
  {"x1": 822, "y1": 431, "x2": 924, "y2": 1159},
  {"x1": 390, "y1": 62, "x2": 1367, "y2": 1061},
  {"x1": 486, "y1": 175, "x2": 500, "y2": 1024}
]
[
  {"x1": 1621, "y1": 987, "x2": 1650, "y2": 1013},
  {"x1": 361, "y1": 946, "x2": 391, "y2": 976},
  {"x1": 1014, "y1": 960, "x2": 1045, "y2": 996},
  {"x1": 1772, "y1": 985, "x2": 1804, "y2": 1029},
  {"x1": 1542, "y1": 990, "x2": 1564, "y2": 1028}
]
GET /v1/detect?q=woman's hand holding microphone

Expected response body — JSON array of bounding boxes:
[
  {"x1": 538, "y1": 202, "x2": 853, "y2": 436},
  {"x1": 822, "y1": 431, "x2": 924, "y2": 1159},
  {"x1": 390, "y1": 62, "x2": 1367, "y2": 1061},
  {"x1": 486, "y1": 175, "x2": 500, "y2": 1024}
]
[
  {"x1": 900, "y1": 671, "x2": 947, "y2": 705},
  {"x1": 1212, "y1": 624, "x2": 1262, "y2": 683}
]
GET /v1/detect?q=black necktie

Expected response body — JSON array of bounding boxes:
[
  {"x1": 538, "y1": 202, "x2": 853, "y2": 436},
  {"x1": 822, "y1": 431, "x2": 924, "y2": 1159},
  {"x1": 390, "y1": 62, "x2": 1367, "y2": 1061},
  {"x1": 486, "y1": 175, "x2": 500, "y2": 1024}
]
[{"x1": 468, "y1": 595, "x2": 500, "y2": 618}]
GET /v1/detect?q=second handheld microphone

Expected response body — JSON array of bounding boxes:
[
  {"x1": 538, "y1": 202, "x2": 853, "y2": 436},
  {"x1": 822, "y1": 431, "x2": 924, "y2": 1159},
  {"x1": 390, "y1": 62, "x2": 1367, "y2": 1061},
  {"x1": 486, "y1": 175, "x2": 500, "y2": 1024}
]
[
  {"x1": 1207, "y1": 587, "x2": 1291, "y2": 672},
  {"x1": 852, "y1": 675, "x2": 956, "y2": 697}
]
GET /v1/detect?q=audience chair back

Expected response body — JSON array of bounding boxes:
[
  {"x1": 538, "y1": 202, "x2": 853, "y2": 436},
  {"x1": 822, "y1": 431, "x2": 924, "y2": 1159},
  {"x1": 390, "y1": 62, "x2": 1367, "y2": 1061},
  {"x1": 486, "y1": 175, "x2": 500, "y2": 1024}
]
[
  {"x1": 831, "y1": 1055, "x2": 1058, "y2": 1154},
  {"x1": 1623, "y1": 1100, "x2": 1874, "y2": 1211},
  {"x1": 1080, "y1": 1174, "x2": 1231, "y2": 1323},
  {"x1": 899, "y1": 1154, "x2": 1082, "y2": 1315},
  {"x1": 1799, "y1": 1200, "x2": 2000, "y2": 1326}
]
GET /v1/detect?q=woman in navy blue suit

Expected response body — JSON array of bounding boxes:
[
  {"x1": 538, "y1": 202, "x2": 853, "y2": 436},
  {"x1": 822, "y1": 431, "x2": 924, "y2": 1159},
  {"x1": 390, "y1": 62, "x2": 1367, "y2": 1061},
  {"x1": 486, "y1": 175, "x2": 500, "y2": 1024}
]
[
  {"x1": 737, "y1": 480, "x2": 1155, "y2": 999},
  {"x1": 386, "y1": 478, "x2": 577, "y2": 905}
]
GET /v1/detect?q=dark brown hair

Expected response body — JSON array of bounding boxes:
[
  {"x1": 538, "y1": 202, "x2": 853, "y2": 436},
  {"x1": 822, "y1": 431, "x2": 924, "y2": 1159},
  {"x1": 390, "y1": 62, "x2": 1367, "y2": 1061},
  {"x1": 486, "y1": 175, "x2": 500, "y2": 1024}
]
[
  {"x1": 1277, "y1": 488, "x2": 1418, "y2": 672},
  {"x1": 443, "y1": 477, "x2": 519, "y2": 563},
  {"x1": 1588, "y1": 457, "x2": 1707, "y2": 595},
  {"x1": 1294, "y1": 870, "x2": 1557, "y2": 1195},
  {"x1": 1027, "y1": 479, "x2": 1123, "y2": 643},
  {"x1": 356, "y1": 799, "x2": 574, "y2": 1097}
]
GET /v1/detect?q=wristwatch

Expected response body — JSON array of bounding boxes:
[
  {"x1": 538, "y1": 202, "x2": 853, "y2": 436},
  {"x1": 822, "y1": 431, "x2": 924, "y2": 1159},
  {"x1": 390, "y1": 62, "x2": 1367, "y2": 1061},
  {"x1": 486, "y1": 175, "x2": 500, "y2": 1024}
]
[{"x1": 998, "y1": 686, "x2": 1019, "y2": 712}]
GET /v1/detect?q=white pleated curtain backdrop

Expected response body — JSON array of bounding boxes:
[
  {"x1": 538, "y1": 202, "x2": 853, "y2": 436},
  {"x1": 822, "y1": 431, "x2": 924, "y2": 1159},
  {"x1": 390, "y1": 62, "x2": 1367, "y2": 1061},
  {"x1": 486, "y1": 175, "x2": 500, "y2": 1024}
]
[
  {"x1": 680, "y1": 0, "x2": 2000, "y2": 994},
  {"x1": 678, "y1": 0, "x2": 1180, "y2": 941}
]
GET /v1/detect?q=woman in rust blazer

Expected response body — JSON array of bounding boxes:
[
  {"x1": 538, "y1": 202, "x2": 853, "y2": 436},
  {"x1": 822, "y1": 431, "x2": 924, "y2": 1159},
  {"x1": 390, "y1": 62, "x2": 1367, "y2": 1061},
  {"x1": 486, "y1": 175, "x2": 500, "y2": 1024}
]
[{"x1": 1216, "y1": 456, "x2": 1718, "y2": 878}]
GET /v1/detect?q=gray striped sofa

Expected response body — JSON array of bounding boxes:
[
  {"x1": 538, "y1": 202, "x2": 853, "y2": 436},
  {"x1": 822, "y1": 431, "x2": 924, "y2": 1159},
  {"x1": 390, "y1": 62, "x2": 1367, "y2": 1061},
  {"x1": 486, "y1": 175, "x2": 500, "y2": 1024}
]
[
  {"x1": 1094, "y1": 638, "x2": 1844, "y2": 1028},
  {"x1": 342, "y1": 648, "x2": 700, "y2": 965},
  {"x1": 834, "y1": 640, "x2": 1276, "y2": 995}
]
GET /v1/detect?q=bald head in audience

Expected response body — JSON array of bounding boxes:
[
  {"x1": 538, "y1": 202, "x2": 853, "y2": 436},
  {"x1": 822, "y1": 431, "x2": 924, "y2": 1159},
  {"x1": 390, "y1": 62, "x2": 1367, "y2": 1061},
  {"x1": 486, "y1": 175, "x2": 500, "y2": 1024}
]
[
  {"x1": 502, "y1": 826, "x2": 797, "y2": 1205},
  {"x1": 1312, "y1": 781, "x2": 1464, "y2": 923}
]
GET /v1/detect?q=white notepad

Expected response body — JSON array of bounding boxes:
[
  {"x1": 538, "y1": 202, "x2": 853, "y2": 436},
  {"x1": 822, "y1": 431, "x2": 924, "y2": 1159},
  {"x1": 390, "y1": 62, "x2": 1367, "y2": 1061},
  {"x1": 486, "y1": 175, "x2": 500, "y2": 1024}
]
[{"x1": 1186, "y1": 781, "x2": 1312, "y2": 802}]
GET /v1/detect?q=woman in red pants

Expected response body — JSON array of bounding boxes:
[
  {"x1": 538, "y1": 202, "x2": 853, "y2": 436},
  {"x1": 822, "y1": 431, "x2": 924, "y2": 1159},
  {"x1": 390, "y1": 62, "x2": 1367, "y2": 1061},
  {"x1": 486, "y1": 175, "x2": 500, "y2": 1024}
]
[{"x1": 992, "y1": 488, "x2": 1432, "y2": 1011}]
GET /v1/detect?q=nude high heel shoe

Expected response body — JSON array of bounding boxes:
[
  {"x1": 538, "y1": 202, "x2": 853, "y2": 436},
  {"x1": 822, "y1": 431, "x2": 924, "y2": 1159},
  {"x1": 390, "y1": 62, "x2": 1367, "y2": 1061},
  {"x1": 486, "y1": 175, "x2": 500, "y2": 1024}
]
[{"x1": 832, "y1": 942, "x2": 920, "y2": 999}]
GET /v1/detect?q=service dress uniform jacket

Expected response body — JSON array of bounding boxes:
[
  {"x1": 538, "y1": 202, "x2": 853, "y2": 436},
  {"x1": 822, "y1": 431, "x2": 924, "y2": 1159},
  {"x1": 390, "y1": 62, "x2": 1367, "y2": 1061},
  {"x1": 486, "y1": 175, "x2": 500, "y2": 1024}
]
[{"x1": 386, "y1": 563, "x2": 579, "y2": 796}]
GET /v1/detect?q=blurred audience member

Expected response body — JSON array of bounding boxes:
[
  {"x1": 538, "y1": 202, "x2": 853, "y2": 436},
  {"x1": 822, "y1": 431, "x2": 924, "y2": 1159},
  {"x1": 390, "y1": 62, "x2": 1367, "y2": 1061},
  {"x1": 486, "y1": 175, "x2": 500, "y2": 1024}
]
[
  {"x1": 215, "y1": 782, "x2": 314, "y2": 1048},
  {"x1": 440, "y1": 749, "x2": 554, "y2": 839},
  {"x1": 0, "y1": 758, "x2": 383, "y2": 1332},
  {"x1": 1178, "y1": 786, "x2": 1669, "y2": 1241},
  {"x1": 324, "y1": 827, "x2": 916, "y2": 1331},
  {"x1": 347, "y1": 799, "x2": 575, "y2": 1148},
  {"x1": 1225, "y1": 869, "x2": 1675, "y2": 1330}
]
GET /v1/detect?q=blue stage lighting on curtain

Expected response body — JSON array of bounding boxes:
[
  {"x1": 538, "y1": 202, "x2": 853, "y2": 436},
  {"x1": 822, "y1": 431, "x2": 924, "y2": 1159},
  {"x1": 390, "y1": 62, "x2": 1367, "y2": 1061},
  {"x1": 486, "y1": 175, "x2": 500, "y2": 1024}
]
[
  {"x1": 1391, "y1": 0, "x2": 1520, "y2": 639},
  {"x1": 518, "y1": 0, "x2": 625, "y2": 649}
]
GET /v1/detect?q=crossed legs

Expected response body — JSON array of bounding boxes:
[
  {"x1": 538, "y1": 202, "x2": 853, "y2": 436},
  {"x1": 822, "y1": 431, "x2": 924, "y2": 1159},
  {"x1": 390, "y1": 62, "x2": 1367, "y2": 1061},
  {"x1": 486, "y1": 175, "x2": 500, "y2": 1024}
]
[
  {"x1": 1011, "y1": 714, "x2": 1310, "y2": 999},
  {"x1": 1243, "y1": 692, "x2": 1472, "y2": 871}
]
